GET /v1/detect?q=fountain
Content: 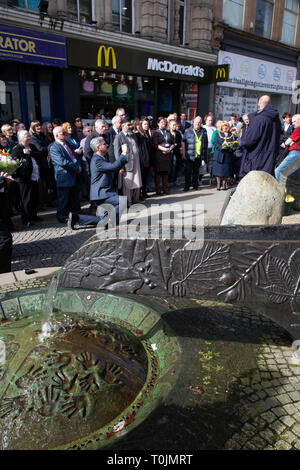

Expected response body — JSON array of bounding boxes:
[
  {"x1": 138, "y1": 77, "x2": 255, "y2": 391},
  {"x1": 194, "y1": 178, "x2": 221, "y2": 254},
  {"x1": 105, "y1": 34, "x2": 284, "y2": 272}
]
[
  {"x1": 1, "y1": 217, "x2": 300, "y2": 449},
  {"x1": 0, "y1": 288, "x2": 180, "y2": 450}
]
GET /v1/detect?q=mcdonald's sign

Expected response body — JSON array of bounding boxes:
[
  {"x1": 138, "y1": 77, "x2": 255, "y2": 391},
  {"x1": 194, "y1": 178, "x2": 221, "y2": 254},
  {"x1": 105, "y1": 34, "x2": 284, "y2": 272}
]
[
  {"x1": 216, "y1": 67, "x2": 226, "y2": 80},
  {"x1": 213, "y1": 64, "x2": 229, "y2": 82},
  {"x1": 97, "y1": 45, "x2": 117, "y2": 69}
]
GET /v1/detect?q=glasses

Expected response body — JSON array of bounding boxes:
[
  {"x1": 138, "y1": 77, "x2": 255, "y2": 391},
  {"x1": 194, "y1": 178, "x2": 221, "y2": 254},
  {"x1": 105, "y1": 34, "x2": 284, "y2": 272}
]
[{"x1": 75, "y1": 119, "x2": 82, "y2": 122}]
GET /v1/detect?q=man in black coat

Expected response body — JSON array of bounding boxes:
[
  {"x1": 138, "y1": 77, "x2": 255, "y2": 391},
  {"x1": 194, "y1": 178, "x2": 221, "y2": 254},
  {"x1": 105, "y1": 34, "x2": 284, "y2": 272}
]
[
  {"x1": 83, "y1": 120, "x2": 108, "y2": 164},
  {"x1": 179, "y1": 113, "x2": 191, "y2": 134},
  {"x1": 240, "y1": 96, "x2": 281, "y2": 178},
  {"x1": 0, "y1": 173, "x2": 12, "y2": 273},
  {"x1": 105, "y1": 115, "x2": 122, "y2": 163}
]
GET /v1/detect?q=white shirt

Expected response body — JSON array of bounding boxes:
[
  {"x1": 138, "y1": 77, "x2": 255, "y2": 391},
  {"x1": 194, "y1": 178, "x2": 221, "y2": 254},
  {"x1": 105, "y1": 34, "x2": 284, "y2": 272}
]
[{"x1": 203, "y1": 125, "x2": 216, "y2": 148}]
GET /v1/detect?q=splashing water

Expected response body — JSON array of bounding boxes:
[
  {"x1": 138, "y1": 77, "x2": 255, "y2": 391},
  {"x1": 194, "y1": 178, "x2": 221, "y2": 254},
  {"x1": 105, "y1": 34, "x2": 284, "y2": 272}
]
[{"x1": 39, "y1": 275, "x2": 59, "y2": 342}]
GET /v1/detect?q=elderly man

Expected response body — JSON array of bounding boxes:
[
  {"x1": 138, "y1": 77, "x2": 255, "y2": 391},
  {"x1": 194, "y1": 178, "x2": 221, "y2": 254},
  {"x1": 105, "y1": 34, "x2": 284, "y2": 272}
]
[
  {"x1": 49, "y1": 126, "x2": 82, "y2": 223},
  {"x1": 275, "y1": 114, "x2": 300, "y2": 183},
  {"x1": 240, "y1": 95, "x2": 281, "y2": 178},
  {"x1": 181, "y1": 116, "x2": 208, "y2": 191},
  {"x1": 84, "y1": 119, "x2": 108, "y2": 164},
  {"x1": 114, "y1": 116, "x2": 142, "y2": 205},
  {"x1": 105, "y1": 115, "x2": 122, "y2": 163},
  {"x1": 68, "y1": 136, "x2": 127, "y2": 229}
]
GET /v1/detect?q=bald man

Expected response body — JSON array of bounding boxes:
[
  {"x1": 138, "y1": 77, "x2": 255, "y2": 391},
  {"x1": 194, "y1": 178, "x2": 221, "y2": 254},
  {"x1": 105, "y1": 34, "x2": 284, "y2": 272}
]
[{"x1": 240, "y1": 95, "x2": 281, "y2": 178}]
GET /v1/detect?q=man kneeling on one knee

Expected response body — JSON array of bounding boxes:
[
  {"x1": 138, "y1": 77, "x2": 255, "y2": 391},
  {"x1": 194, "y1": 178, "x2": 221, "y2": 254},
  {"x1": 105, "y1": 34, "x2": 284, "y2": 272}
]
[{"x1": 68, "y1": 137, "x2": 128, "y2": 229}]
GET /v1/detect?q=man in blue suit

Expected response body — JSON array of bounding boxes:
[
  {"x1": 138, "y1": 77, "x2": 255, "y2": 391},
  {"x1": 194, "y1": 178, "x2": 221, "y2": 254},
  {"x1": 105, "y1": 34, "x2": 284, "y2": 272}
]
[
  {"x1": 50, "y1": 126, "x2": 82, "y2": 223},
  {"x1": 68, "y1": 136, "x2": 128, "y2": 229}
]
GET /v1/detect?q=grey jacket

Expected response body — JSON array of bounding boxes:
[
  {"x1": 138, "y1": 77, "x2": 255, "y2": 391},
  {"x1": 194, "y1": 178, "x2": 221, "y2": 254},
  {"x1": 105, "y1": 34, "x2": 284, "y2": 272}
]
[{"x1": 113, "y1": 131, "x2": 139, "y2": 172}]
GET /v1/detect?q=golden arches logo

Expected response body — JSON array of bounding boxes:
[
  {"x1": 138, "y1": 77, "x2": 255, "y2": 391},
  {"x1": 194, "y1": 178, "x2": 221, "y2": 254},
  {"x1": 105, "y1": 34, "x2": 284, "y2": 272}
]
[
  {"x1": 216, "y1": 67, "x2": 226, "y2": 80},
  {"x1": 97, "y1": 45, "x2": 117, "y2": 69}
]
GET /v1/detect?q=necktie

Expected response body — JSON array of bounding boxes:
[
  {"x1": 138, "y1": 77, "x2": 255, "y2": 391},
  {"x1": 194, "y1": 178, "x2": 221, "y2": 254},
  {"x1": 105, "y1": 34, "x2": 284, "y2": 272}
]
[{"x1": 64, "y1": 144, "x2": 75, "y2": 160}]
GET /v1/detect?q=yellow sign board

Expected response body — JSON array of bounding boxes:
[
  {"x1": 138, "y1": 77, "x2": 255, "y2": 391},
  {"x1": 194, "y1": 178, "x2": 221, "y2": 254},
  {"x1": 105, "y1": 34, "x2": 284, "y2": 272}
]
[{"x1": 97, "y1": 45, "x2": 117, "y2": 69}]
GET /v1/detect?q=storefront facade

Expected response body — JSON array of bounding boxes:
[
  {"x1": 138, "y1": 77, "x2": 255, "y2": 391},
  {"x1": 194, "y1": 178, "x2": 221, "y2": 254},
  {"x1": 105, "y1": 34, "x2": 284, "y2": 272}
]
[
  {"x1": 215, "y1": 33, "x2": 298, "y2": 121},
  {"x1": 0, "y1": 23, "x2": 67, "y2": 127},
  {"x1": 67, "y1": 38, "x2": 227, "y2": 121}
]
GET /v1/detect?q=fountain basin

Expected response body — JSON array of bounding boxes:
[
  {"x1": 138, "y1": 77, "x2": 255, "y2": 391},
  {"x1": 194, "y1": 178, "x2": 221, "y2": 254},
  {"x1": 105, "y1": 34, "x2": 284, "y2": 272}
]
[{"x1": 0, "y1": 288, "x2": 180, "y2": 450}]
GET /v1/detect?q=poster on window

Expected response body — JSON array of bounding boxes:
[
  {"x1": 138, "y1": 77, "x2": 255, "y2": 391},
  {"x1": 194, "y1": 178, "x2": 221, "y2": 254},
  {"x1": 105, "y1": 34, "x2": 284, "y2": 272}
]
[{"x1": 215, "y1": 96, "x2": 258, "y2": 121}]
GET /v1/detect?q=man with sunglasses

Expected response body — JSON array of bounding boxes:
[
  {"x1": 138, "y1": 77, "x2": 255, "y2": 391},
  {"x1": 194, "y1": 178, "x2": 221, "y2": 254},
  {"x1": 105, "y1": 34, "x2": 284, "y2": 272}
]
[
  {"x1": 50, "y1": 126, "x2": 82, "y2": 223},
  {"x1": 74, "y1": 116, "x2": 84, "y2": 143},
  {"x1": 68, "y1": 136, "x2": 128, "y2": 229}
]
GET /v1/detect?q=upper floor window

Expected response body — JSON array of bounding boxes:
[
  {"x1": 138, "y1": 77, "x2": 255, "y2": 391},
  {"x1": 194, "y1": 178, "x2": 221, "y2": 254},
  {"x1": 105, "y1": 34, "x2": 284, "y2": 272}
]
[
  {"x1": 9, "y1": 0, "x2": 39, "y2": 10},
  {"x1": 112, "y1": 0, "x2": 134, "y2": 34},
  {"x1": 222, "y1": 0, "x2": 245, "y2": 30},
  {"x1": 67, "y1": 0, "x2": 93, "y2": 23},
  {"x1": 281, "y1": 0, "x2": 299, "y2": 46},
  {"x1": 255, "y1": 0, "x2": 274, "y2": 39},
  {"x1": 179, "y1": 0, "x2": 186, "y2": 45}
]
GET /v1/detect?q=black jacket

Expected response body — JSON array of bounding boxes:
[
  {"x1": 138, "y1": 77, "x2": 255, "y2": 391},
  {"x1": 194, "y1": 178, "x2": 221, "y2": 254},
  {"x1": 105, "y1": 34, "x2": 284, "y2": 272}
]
[
  {"x1": 11, "y1": 144, "x2": 41, "y2": 183},
  {"x1": 84, "y1": 131, "x2": 109, "y2": 164},
  {"x1": 136, "y1": 131, "x2": 152, "y2": 168}
]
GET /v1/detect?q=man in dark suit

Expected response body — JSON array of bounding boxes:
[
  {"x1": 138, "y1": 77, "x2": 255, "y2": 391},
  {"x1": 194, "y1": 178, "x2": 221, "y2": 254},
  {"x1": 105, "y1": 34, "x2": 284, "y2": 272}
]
[
  {"x1": 50, "y1": 126, "x2": 82, "y2": 223},
  {"x1": 105, "y1": 115, "x2": 122, "y2": 163},
  {"x1": 68, "y1": 136, "x2": 128, "y2": 229},
  {"x1": 179, "y1": 113, "x2": 191, "y2": 134},
  {"x1": 0, "y1": 172, "x2": 12, "y2": 273},
  {"x1": 84, "y1": 119, "x2": 108, "y2": 165}
]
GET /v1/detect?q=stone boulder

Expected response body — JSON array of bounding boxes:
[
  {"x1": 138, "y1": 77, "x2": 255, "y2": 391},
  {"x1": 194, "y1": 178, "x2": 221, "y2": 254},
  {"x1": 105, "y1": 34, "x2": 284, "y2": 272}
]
[{"x1": 221, "y1": 171, "x2": 285, "y2": 226}]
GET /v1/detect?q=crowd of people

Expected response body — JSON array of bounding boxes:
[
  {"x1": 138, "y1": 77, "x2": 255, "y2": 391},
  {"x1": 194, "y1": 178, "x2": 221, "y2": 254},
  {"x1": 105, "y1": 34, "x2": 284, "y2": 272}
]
[{"x1": 0, "y1": 96, "x2": 299, "y2": 239}]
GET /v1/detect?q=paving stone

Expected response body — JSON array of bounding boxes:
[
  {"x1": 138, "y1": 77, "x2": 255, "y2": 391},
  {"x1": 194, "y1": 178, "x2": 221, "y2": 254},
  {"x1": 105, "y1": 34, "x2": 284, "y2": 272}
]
[
  {"x1": 281, "y1": 430, "x2": 297, "y2": 445},
  {"x1": 292, "y1": 424, "x2": 300, "y2": 437},
  {"x1": 270, "y1": 421, "x2": 286, "y2": 434},
  {"x1": 288, "y1": 391, "x2": 300, "y2": 401},
  {"x1": 280, "y1": 416, "x2": 296, "y2": 428},
  {"x1": 275, "y1": 440, "x2": 292, "y2": 450},
  {"x1": 277, "y1": 394, "x2": 292, "y2": 405},
  {"x1": 261, "y1": 411, "x2": 277, "y2": 424},
  {"x1": 283, "y1": 404, "x2": 298, "y2": 415},
  {"x1": 258, "y1": 429, "x2": 276, "y2": 445}
]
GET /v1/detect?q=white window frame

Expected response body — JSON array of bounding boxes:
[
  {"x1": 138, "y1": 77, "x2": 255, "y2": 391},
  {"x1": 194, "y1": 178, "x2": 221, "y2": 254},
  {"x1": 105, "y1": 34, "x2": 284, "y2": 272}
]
[
  {"x1": 222, "y1": 0, "x2": 245, "y2": 30},
  {"x1": 281, "y1": 0, "x2": 299, "y2": 46},
  {"x1": 255, "y1": 0, "x2": 275, "y2": 39},
  {"x1": 179, "y1": 0, "x2": 187, "y2": 46},
  {"x1": 113, "y1": 0, "x2": 135, "y2": 34}
]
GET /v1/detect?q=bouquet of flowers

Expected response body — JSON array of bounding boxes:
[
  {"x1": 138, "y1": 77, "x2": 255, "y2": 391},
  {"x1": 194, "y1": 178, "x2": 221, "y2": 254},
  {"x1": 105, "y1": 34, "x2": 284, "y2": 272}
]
[
  {"x1": 222, "y1": 140, "x2": 239, "y2": 150},
  {"x1": 0, "y1": 151, "x2": 19, "y2": 176}
]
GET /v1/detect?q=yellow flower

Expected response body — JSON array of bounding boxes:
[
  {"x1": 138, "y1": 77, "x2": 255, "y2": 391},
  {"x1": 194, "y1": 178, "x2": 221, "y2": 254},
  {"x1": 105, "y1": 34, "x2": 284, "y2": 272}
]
[{"x1": 285, "y1": 195, "x2": 295, "y2": 203}]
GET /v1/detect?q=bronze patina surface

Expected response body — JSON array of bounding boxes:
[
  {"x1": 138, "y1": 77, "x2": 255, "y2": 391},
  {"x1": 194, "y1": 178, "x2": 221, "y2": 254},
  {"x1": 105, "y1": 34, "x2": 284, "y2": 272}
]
[{"x1": 0, "y1": 290, "x2": 180, "y2": 450}]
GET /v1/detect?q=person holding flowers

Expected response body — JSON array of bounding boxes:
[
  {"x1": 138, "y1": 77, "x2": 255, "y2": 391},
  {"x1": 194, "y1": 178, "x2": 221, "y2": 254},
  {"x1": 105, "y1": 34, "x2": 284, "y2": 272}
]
[{"x1": 212, "y1": 121, "x2": 237, "y2": 191}]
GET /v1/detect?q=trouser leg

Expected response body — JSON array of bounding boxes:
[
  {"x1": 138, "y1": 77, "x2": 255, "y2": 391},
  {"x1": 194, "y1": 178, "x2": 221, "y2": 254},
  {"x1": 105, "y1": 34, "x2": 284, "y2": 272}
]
[{"x1": 0, "y1": 230, "x2": 12, "y2": 273}]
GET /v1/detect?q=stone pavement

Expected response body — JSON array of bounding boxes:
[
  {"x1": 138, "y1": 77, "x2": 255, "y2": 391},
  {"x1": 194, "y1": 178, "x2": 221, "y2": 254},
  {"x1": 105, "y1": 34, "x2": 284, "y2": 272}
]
[{"x1": 10, "y1": 181, "x2": 227, "y2": 272}]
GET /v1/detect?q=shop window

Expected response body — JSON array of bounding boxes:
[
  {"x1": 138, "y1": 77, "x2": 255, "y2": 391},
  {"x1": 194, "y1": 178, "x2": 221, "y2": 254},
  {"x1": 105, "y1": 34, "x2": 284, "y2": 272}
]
[
  {"x1": 179, "y1": 0, "x2": 186, "y2": 45},
  {"x1": 9, "y1": 0, "x2": 39, "y2": 10},
  {"x1": 222, "y1": 0, "x2": 245, "y2": 30},
  {"x1": 281, "y1": 0, "x2": 299, "y2": 47},
  {"x1": 255, "y1": 0, "x2": 274, "y2": 39},
  {"x1": 112, "y1": 0, "x2": 134, "y2": 34},
  {"x1": 67, "y1": 0, "x2": 92, "y2": 23},
  {"x1": 79, "y1": 70, "x2": 154, "y2": 119},
  {"x1": 0, "y1": 81, "x2": 21, "y2": 125},
  {"x1": 180, "y1": 82, "x2": 198, "y2": 121}
]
